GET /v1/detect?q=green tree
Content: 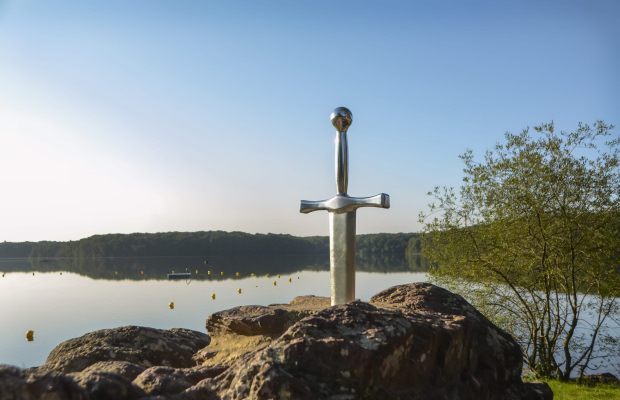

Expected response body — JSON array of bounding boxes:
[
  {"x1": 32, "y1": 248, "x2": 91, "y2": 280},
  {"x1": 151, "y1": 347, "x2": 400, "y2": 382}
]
[{"x1": 419, "y1": 121, "x2": 619, "y2": 380}]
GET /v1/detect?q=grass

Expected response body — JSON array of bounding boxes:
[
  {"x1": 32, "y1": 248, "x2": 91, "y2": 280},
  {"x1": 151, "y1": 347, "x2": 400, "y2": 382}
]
[{"x1": 543, "y1": 380, "x2": 620, "y2": 400}]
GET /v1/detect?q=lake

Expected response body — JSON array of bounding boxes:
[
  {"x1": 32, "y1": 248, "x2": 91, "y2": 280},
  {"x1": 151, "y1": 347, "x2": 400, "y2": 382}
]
[{"x1": 0, "y1": 255, "x2": 427, "y2": 368}]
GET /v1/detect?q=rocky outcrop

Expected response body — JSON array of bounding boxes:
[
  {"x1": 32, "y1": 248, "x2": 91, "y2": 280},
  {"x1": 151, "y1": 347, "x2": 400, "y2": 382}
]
[{"x1": 0, "y1": 283, "x2": 552, "y2": 400}]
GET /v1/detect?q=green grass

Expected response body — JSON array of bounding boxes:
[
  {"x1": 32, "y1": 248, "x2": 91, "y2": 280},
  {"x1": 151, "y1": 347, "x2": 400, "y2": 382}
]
[{"x1": 544, "y1": 380, "x2": 620, "y2": 399}]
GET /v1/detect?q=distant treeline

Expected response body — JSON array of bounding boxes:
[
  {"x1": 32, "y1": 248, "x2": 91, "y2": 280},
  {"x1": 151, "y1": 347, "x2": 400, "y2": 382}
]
[{"x1": 0, "y1": 231, "x2": 422, "y2": 260}]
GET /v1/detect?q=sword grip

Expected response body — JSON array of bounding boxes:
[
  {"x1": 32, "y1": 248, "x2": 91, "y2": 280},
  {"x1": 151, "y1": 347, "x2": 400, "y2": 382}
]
[
  {"x1": 331, "y1": 107, "x2": 353, "y2": 195},
  {"x1": 335, "y1": 131, "x2": 348, "y2": 195}
]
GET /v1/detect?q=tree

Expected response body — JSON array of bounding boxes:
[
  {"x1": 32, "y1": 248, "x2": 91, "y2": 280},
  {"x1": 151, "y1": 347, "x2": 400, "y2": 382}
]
[{"x1": 419, "y1": 121, "x2": 619, "y2": 380}]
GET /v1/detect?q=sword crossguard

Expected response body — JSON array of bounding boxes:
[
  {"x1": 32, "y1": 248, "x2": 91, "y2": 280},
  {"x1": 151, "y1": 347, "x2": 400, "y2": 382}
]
[{"x1": 300, "y1": 193, "x2": 390, "y2": 214}]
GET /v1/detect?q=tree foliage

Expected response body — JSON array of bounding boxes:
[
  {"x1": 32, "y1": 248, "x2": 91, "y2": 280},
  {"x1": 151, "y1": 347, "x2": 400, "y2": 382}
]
[{"x1": 419, "y1": 121, "x2": 620, "y2": 380}]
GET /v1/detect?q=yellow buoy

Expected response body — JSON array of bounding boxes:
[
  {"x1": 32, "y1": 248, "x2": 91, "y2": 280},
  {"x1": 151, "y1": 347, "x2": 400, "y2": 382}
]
[
  {"x1": 26, "y1": 330, "x2": 34, "y2": 341},
  {"x1": 278, "y1": 274, "x2": 281, "y2": 279},
  {"x1": 266, "y1": 273, "x2": 270, "y2": 278},
  {"x1": 238, "y1": 288, "x2": 242, "y2": 294},
  {"x1": 32, "y1": 272, "x2": 35, "y2": 276},
  {"x1": 208, "y1": 270, "x2": 211, "y2": 275},
  {"x1": 169, "y1": 302, "x2": 174, "y2": 309},
  {"x1": 251, "y1": 273, "x2": 255, "y2": 277},
  {"x1": 172, "y1": 270, "x2": 175, "y2": 274},
  {"x1": 196, "y1": 270, "x2": 199, "y2": 274},
  {"x1": 115, "y1": 271, "x2": 118, "y2": 275},
  {"x1": 221, "y1": 271, "x2": 224, "y2": 276},
  {"x1": 236, "y1": 272, "x2": 239, "y2": 276},
  {"x1": 141, "y1": 270, "x2": 144, "y2": 275},
  {"x1": 211, "y1": 293, "x2": 216, "y2": 300},
  {"x1": 297, "y1": 276, "x2": 300, "y2": 279},
  {"x1": 289, "y1": 278, "x2": 292, "y2": 283},
  {"x1": 273, "y1": 281, "x2": 277, "y2": 286}
]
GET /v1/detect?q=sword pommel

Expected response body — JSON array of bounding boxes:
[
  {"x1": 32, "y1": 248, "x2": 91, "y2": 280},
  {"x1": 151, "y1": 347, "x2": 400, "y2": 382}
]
[{"x1": 331, "y1": 107, "x2": 353, "y2": 133}]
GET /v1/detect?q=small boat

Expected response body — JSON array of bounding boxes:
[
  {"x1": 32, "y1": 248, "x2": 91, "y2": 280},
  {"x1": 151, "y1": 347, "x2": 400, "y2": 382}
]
[{"x1": 168, "y1": 272, "x2": 192, "y2": 280}]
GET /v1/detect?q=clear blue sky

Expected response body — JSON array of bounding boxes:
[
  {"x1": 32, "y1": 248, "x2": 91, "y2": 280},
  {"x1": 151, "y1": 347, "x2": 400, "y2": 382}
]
[{"x1": 0, "y1": 1, "x2": 618, "y2": 242}]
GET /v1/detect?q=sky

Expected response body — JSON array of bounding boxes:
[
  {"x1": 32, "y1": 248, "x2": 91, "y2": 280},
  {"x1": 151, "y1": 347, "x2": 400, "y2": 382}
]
[{"x1": 0, "y1": 0, "x2": 618, "y2": 242}]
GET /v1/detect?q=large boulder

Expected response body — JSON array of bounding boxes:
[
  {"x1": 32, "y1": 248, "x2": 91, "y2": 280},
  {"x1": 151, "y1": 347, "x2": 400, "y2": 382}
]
[
  {"x1": 0, "y1": 283, "x2": 552, "y2": 400},
  {"x1": 41, "y1": 326, "x2": 211, "y2": 374},
  {"x1": 195, "y1": 283, "x2": 551, "y2": 399}
]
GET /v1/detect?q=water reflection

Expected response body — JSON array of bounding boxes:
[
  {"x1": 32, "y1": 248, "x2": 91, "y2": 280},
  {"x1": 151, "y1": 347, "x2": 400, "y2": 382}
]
[{"x1": 0, "y1": 253, "x2": 429, "y2": 281}]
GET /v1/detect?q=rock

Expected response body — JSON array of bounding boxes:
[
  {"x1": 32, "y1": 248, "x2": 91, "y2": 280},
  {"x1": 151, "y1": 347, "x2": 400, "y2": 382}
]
[
  {"x1": 199, "y1": 295, "x2": 330, "y2": 368},
  {"x1": 206, "y1": 305, "x2": 293, "y2": 336},
  {"x1": 41, "y1": 326, "x2": 211, "y2": 374},
  {"x1": 70, "y1": 368, "x2": 145, "y2": 400},
  {"x1": 133, "y1": 365, "x2": 225, "y2": 397},
  {"x1": 78, "y1": 361, "x2": 146, "y2": 381},
  {"x1": 0, "y1": 364, "x2": 88, "y2": 400},
  {"x1": 199, "y1": 283, "x2": 551, "y2": 399},
  {"x1": 206, "y1": 295, "x2": 331, "y2": 336},
  {"x1": 2, "y1": 283, "x2": 553, "y2": 400},
  {"x1": 580, "y1": 372, "x2": 619, "y2": 384}
]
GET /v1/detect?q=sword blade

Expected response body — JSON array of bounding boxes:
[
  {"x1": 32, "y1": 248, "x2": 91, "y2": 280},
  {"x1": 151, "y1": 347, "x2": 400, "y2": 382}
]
[{"x1": 329, "y1": 211, "x2": 356, "y2": 305}]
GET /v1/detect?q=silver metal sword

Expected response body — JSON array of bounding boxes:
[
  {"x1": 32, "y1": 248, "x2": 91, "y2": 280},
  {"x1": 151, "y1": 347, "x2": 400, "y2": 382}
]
[{"x1": 300, "y1": 107, "x2": 390, "y2": 306}]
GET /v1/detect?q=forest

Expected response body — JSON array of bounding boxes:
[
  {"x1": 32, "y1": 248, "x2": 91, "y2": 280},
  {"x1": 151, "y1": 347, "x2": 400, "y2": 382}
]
[
  {"x1": 0, "y1": 231, "x2": 422, "y2": 260},
  {"x1": 0, "y1": 231, "x2": 426, "y2": 279}
]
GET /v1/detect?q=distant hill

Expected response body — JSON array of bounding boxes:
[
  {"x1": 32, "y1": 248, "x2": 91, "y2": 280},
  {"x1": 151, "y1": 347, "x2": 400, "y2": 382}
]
[{"x1": 0, "y1": 231, "x2": 422, "y2": 259}]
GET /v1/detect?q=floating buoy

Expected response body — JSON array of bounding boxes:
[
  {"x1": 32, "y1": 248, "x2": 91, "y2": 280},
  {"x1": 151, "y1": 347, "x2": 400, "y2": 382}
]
[
  {"x1": 211, "y1": 293, "x2": 216, "y2": 300},
  {"x1": 236, "y1": 272, "x2": 239, "y2": 276},
  {"x1": 266, "y1": 274, "x2": 270, "y2": 278},
  {"x1": 141, "y1": 270, "x2": 144, "y2": 275},
  {"x1": 115, "y1": 271, "x2": 118, "y2": 275},
  {"x1": 32, "y1": 272, "x2": 35, "y2": 276},
  {"x1": 172, "y1": 270, "x2": 175, "y2": 274},
  {"x1": 238, "y1": 288, "x2": 242, "y2": 294},
  {"x1": 208, "y1": 270, "x2": 211, "y2": 275},
  {"x1": 289, "y1": 278, "x2": 292, "y2": 283},
  {"x1": 169, "y1": 302, "x2": 174, "y2": 309},
  {"x1": 251, "y1": 273, "x2": 255, "y2": 277},
  {"x1": 26, "y1": 330, "x2": 34, "y2": 341},
  {"x1": 273, "y1": 281, "x2": 277, "y2": 286},
  {"x1": 297, "y1": 276, "x2": 300, "y2": 279},
  {"x1": 221, "y1": 271, "x2": 224, "y2": 276},
  {"x1": 196, "y1": 270, "x2": 199, "y2": 274},
  {"x1": 278, "y1": 274, "x2": 281, "y2": 279}
]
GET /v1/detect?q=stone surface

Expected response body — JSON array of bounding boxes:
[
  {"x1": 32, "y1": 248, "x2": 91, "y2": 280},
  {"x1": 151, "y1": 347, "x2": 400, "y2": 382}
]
[
  {"x1": 70, "y1": 368, "x2": 145, "y2": 400},
  {"x1": 1, "y1": 283, "x2": 553, "y2": 400},
  {"x1": 199, "y1": 295, "x2": 330, "y2": 368},
  {"x1": 41, "y1": 326, "x2": 211, "y2": 374},
  {"x1": 0, "y1": 364, "x2": 89, "y2": 400},
  {"x1": 194, "y1": 283, "x2": 549, "y2": 400},
  {"x1": 133, "y1": 365, "x2": 224, "y2": 397}
]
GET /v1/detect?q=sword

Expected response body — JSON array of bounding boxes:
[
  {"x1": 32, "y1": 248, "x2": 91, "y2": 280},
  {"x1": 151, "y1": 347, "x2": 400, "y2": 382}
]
[{"x1": 300, "y1": 107, "x2": 390, "y2": 305}]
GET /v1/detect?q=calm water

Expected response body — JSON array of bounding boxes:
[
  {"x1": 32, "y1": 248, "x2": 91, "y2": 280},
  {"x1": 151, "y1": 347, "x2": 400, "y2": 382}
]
[{"x1": 0, "y1": 255, "x2": 427, "y2": 368}]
